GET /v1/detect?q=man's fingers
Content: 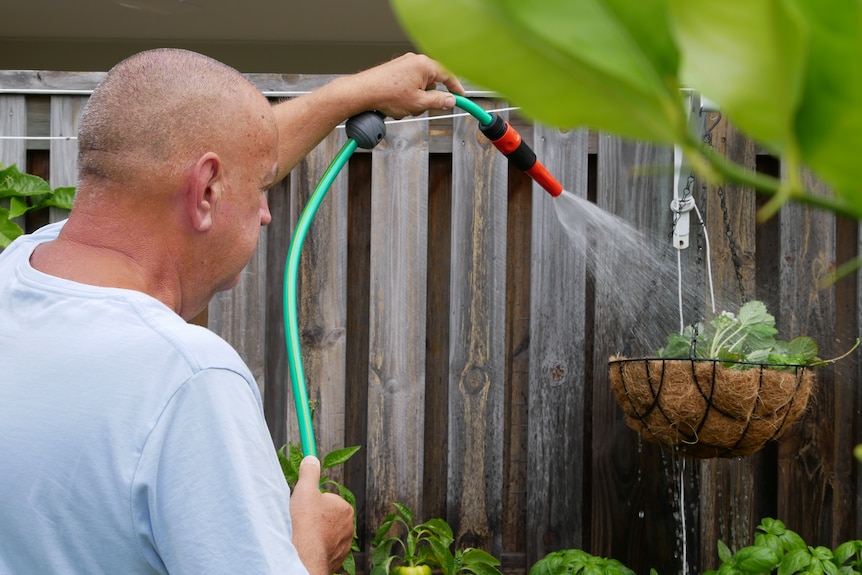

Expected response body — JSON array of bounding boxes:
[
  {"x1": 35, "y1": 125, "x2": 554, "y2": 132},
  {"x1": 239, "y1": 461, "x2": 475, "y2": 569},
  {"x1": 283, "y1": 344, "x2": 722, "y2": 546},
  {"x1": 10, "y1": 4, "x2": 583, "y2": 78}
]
[{"x1": 294, "y1": 456, "x2": 321, "y2": 492}]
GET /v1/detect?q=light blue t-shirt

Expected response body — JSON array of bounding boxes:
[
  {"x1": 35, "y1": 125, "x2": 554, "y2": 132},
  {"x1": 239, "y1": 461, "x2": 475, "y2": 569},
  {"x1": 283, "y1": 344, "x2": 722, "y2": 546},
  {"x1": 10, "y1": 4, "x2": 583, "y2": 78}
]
[{"x1": 0, "y1": 221, "x2": 308, "y2": 574}]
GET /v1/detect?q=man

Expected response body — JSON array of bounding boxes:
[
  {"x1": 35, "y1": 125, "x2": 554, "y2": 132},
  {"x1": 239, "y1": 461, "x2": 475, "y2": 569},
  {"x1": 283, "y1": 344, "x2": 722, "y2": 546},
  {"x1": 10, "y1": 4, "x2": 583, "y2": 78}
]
[{"x1": 0, "y1": 48, "x2": 463, "y2": 574}]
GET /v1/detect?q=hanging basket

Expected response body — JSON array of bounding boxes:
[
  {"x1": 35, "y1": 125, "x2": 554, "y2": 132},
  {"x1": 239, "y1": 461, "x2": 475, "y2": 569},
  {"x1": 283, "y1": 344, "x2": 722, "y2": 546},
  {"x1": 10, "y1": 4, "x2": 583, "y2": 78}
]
[{"x1": 608, "y1": 356, "x2": 814, "y2": 458}]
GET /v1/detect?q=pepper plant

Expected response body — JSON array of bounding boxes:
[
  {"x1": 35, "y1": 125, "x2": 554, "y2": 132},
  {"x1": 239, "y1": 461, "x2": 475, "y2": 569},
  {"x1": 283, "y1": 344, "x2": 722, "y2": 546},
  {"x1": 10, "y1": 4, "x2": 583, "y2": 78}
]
[{"x1": 371, "y1": 502, "x2": 503, "y2": 575}]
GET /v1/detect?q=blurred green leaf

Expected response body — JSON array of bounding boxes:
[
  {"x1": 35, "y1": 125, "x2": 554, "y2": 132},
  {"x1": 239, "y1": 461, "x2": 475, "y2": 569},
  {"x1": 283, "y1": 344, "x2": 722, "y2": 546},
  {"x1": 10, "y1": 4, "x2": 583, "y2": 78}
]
[
  {"x1": 391, "y1": 0, "x2": 862, "y2": 219},
  {"x1": 390, "y1": 0, "x2": 687, "y2": 143}
]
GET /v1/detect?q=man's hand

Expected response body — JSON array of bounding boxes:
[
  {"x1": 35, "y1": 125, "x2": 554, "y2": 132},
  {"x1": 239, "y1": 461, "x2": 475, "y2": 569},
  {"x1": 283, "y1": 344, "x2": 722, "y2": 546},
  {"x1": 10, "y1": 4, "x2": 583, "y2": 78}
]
[
  {"x1": 272, "y1": 52, "x2": 464, "y2": 181},
  {"x1": 290, "y1": 456, "x2": 355, "y2": 575},
  {"x1": 346, "y1": 52, "x2": 465, "y2": 119}
]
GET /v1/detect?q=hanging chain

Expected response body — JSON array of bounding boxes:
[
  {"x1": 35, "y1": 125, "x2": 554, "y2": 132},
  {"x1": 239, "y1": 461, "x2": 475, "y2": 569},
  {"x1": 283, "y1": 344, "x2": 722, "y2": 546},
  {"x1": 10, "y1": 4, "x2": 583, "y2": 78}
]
[{"x1": 716, "y1": 187, "x2": 747, "y2": 302}]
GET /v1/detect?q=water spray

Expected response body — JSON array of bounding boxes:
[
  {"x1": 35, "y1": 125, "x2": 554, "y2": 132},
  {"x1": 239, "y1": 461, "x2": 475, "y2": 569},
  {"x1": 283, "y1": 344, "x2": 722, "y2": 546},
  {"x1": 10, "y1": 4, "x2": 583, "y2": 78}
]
[{"x1": 284, "y1": 96, "x2": 564, "y2": 457}]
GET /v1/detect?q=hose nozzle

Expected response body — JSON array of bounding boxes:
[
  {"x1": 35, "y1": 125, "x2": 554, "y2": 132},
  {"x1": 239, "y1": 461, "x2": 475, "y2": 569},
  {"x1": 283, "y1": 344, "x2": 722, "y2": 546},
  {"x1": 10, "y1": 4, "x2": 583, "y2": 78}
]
[{"x1": 479, "y1": 112, "x2": 563, "y2": 197}]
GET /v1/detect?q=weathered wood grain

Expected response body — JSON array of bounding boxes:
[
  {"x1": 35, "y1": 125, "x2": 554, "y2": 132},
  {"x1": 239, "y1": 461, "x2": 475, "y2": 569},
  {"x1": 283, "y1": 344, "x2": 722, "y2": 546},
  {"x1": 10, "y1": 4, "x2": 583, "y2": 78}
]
[
  {"x1": 264, "y1": 177, "x2": 294, "y2": 447},
  {"x1": 365, "y1": 115, "x2": 430, "y2": 531},
  {"x1": 502, "y1": 166, "x2": 531, "y2": 567},
  {"x1": 0, "y1": 95, "x2": 26, "y2": 168},
  {"x1": 699, "y1": 113, "x2": 765, "y2": 568},
  {"x1": 446, "y1": 102, "x2": 507, "y2": 555},
  {"x1": 208, "y1": 230, "x2": 268, "y2": 394},
  {"x1": 423, "y1": 153, "x2": 452, "y2": 521},
  {"x1": 526, "y1": 126, "x2": 589, "y2": 563},
  {"x1": 48, "y1": 95, "x2": 84, "y2": 222},
  {"x1": 777, "y1": 169, "x2": 840, "y2": 545},
  {"x1": 592, "y1": 134, "x2": 682, "y2": 575}
]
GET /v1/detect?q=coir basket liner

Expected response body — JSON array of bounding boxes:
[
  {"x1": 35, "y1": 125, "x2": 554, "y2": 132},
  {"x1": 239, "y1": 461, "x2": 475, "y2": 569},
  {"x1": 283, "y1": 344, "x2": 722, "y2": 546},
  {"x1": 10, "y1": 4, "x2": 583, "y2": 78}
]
[{"x1": 608, "y1": 356, "x2": 814, "y2": 458}]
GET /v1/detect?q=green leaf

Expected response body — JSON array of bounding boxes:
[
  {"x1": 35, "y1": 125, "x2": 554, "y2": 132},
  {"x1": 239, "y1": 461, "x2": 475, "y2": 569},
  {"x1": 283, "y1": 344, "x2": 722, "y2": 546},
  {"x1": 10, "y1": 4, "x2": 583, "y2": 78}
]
[
  {"x1": 658, "y1": 331, "x2": 695, "y2": 358},
  {"x1": 36, "y1": 186, "x2": 75, "y2": 210},
  {"x1": 419, "y1": 518, "x2": 454, "y2": 546},
  {"x1": 780, "y1": 529, "x2": 809, "y2": 553},
  {"x1": 7, "y1": 196, "x2": 28, "y2": 219},
  {"x1": 342, "y1": 549, "x2": 357, "y2": 575},
  {"x1": 461, "y1": 548, "x2": 501, "y2": 567},
  {"x1": 717, "y1": 540, "x2": 734, "y2": 564},
  {"x1": 390, "y1": 0, "x2": 687, "y2": 143},
  {"x1": 734, "y1": 545, "x2": 781, "y2": 573},
  {"x1": 463, "y1": 562, "x2": 505, "y2": 575},
  {"x1": 668, "y1": 0, "x2": 808, "y2": 153},
  {"x1": 373, "y1": 513, "x2": 400, "y2": 546},
  {"x1": 789, "y1": 0, "x2": 862, "y2": 210},
  {"x1": 393, "y1": 502, "x2": 414, "y2": 526},
  {"x1": 0, "y1": 207, "x2": 24, "y2": 248},
  {"x1": 787, "y1": 337, "x2": 819, "y2": 364},
  {"x1": 780, "y1": 549, "x2": 813, "y2": 575},
  {"x1": 834, "y1": 540, "x2": 862, "y2": 567},
  {"x1": 322, "y1": 445, "x2": 361, "y2": 470},
  {"x1": 372, "y1": 539, "x2": 400, "y2": 565},
  {"x1": 426, "y1": 538, "x2": 454, "y2": 574},
  {"x1": 0, "y1": 164, "x2": 52, "y2": 199}
]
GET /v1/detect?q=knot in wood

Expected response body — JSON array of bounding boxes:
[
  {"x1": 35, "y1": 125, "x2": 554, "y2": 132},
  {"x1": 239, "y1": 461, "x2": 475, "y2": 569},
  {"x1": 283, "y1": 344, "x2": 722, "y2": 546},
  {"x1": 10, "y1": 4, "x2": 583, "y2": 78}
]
[
  {"x1": 549, "y1": 361, "x2": 567, "y2": 385},
  {"x1": 462, "y1": 366, "x2": 487, "y2": 395},
  {"x1": 384, "y1": 378, "x2": 401, "y2": 395}
]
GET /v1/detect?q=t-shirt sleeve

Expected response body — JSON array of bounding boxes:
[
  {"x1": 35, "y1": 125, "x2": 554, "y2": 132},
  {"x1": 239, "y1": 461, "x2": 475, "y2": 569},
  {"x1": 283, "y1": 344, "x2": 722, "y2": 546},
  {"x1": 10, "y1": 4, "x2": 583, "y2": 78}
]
[{"x1": 132, "y1": 368, "x2": 309, "y2": 575}]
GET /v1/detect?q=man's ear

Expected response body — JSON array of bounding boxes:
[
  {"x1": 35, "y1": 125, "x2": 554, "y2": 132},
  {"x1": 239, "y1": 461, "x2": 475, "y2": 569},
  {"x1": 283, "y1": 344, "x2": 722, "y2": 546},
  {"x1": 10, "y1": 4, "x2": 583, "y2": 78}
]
[{"x1": 185, "y1": 152, "x2": 222, "y2": 232}]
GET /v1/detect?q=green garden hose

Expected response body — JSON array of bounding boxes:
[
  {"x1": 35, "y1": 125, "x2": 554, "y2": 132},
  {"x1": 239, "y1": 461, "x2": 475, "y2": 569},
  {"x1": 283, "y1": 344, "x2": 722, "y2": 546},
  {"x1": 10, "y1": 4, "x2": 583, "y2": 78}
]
[
  {"x1": 284, "y1": 96, "x2": 563, "y2": 457},
  {"x1": 283, "y1": 112, "x2": 384, "y2": 457}
]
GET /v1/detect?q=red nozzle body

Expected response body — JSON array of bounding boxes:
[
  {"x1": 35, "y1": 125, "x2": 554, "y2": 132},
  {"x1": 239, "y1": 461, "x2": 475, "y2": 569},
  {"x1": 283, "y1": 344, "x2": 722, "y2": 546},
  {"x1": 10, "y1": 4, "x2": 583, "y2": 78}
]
[{"x1": 479, "y1": 113, "x2": 563, "y2": 197}]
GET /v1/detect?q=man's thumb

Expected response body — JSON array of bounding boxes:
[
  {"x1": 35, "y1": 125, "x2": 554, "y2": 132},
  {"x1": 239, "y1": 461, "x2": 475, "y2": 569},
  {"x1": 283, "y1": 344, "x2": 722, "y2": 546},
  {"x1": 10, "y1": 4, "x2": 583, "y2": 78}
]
[{"x1": 295, "y1": 455, "x2": 321, "y2": 491}]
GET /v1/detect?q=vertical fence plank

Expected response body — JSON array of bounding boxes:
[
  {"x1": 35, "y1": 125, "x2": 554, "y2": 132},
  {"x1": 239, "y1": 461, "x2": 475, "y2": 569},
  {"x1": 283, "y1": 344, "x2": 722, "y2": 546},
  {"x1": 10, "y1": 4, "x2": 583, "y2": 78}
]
[
  {"x1": 365, "y1": 116, "x2": 430, "y2": 530},
  {"x1": 831, "y1": 213, "x2": 858, "y2": 543},
  {"x1": 699, "y1": 114, "x2": 764, "y2": 567},
  {"x1": 264, "y1": 177, "x2": 293, "y2": 448},
  {"x1": 0, "y1": 94, "x2": 27, "y2": 234},
  {"x1": 208, "y1": 231, "x2": 268, "y2": 394},
  {"x1": 0, "y1": 95, "x2": 26, "y2": 168},
  {"x1": 777, "y1": 171, "x2": 839, "y2": 544},
  {"x1": 502, "y1": 166, "x2": 531, "y2": 569},
  {"x1": 592, "y1": 134, "x2": 680, "y2": 575},
  {"x1": 526, "y1": 126, "x2": 589, "y2": 563},
  {"x1": 345, "y1": 153, "x2": 373, "y2": 547},
  {"x1": 291, "y1": 129, "x2": 350, "y2": 470},
  {"x1": 423, "y1": 153, "x2": 452, "y2": 521},
  {"x1": 447, "y1": 104, "x2": 506, "y2": 554},
  {"x1": 49, "y1": 95, "x2": 85, "y2": 221}
]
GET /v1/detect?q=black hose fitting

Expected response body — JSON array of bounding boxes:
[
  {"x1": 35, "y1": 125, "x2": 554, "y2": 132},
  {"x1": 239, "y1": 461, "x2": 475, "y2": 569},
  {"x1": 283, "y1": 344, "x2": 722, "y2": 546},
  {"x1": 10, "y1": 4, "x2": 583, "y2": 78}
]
[
  {"x1": 479, "y1": 112, "x2": 537, "y2": 173},
  {"x1": 346, "y1": 111, "x2": 387, "y2": 149}
]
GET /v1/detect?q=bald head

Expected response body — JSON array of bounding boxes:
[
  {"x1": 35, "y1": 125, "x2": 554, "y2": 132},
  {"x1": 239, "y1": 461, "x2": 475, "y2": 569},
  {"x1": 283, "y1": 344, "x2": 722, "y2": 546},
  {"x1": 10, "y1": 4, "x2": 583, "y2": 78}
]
[{"x1": 77, "y1": 48, "x2": 268, "y2": 189}]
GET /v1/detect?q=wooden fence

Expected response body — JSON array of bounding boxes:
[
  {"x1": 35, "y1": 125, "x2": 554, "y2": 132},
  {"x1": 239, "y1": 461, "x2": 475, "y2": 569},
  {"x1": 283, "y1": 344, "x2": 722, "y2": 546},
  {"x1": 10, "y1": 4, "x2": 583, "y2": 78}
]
[{"x1": 2, "y1": 70, "x2": 860, "y2": 575}]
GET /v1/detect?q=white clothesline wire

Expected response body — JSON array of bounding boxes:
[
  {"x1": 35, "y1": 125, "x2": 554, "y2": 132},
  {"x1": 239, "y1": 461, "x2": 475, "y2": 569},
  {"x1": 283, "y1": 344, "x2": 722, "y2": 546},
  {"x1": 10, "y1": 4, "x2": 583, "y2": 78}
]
[{"x1": 0, "y1": 106, "x2": 523, "y2": 142}]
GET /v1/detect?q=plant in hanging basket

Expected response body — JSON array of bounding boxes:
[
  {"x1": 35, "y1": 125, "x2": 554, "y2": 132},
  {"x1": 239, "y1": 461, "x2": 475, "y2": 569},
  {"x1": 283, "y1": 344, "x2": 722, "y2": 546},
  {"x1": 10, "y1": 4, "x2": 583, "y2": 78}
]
[{"x1": 609, "y1": 300, "x2": 856, "y2": 458}]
